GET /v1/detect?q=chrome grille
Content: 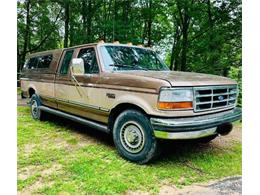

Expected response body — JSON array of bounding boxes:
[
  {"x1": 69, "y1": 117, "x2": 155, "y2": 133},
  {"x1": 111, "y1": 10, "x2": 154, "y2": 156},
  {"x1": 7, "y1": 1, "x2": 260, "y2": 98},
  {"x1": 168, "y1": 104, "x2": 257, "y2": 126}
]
[{"x1": 194, "y1": 85, "x2": 238, "y2": 112}]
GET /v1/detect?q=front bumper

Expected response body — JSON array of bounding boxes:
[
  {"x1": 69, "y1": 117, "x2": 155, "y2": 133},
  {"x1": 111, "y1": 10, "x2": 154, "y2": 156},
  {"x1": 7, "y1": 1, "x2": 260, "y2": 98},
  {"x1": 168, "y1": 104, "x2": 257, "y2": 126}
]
[{"x1": 150, "y1": 107, "x2": 242, "y2": 140}]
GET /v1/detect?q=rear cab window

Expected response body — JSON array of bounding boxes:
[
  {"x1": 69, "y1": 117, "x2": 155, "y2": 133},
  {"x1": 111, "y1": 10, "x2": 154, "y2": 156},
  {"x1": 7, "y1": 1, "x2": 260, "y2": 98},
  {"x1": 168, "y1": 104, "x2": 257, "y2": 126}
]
[
  {"x1": 37, "y1": 55, "x2": 53, "y2": 69},
  {"x1": 23, "y1": 54, "x2": 53, "y2": 70}
]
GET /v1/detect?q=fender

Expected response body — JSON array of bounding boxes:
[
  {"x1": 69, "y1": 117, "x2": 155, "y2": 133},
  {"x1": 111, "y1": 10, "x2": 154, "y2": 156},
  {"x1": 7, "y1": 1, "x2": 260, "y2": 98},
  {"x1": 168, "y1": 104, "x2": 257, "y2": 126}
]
[
  {"x1": 110, "y1": 93, "x2": 157, "y2": 115},
  {"x1": 28, "y1": 83, "x2": 38, "y2": 96}
]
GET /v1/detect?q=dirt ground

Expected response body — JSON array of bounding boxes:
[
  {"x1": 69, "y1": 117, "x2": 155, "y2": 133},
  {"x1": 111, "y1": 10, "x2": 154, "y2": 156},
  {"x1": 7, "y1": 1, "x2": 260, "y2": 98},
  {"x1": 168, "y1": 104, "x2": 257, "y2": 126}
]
[
  {"x1": 126, "y1": 127, "x2": 242, "y2": 195},
  {"x1": 17, "y1": 94, "x2": 27, "y2": 106},
  {"x1": 127, "y1": 176, "x2": 241, "y2": 195}
]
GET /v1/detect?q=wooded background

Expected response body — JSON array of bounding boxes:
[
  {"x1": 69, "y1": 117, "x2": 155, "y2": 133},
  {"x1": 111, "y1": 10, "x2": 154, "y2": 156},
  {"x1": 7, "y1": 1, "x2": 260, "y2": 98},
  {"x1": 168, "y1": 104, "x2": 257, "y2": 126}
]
[{"x1": 17, "y1": 0, "x2": 242, "y2": 104}]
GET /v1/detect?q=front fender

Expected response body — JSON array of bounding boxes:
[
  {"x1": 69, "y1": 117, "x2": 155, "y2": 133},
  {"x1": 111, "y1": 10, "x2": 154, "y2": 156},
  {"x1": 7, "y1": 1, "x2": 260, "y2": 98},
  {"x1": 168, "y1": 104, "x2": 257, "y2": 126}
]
[{"x1": 111, "y1": 93, "x2": 158, "y2": 115}]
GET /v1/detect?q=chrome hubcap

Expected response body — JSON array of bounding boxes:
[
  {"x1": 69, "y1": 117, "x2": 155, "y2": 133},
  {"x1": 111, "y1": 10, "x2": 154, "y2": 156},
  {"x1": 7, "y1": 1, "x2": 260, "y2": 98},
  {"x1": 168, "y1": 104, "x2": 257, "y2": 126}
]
[
  {"x1": 31, "y1": 100, "x2": 38, "y2": 118},
  {"x1": 120, "y1": 121, "x2": 145, "y2": 153}
]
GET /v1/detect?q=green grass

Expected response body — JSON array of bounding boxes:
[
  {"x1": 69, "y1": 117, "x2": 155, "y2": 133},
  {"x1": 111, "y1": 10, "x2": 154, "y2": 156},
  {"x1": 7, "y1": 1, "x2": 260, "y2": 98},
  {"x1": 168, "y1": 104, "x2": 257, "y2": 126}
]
[
  {"x1": 17, "y1": 87, "x2": 21, "y2": 95},
  {"x1": 17, "y1": 106, "x2": 242, "y2": 194}
]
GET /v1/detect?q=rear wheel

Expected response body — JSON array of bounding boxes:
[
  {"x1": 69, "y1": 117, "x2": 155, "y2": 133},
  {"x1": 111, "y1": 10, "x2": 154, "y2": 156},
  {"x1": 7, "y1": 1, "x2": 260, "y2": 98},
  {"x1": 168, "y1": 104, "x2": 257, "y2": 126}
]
[
  {"x1": 30, "y1": 94, "x2": 45, "y2": 121},
  {"x1": 113, "y1": 109, "x2": 160, "y2": 164}
]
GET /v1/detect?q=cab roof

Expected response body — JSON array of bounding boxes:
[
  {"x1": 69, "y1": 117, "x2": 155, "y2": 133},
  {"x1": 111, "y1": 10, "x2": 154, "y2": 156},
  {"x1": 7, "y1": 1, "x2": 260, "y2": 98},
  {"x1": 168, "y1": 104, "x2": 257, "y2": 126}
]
[{"x1": 27, "y1": 42, "x2": 152, "y2": 58}]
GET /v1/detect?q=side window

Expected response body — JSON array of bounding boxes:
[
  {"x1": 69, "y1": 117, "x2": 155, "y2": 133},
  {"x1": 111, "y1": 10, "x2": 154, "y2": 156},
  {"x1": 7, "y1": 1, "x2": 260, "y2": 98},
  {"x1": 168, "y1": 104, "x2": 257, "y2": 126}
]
[
  {"x1": 38, "y1": 55, "x2": 53, "y2": 69},
  {"x1": 27, "y1": 57, "x2": 38, "y2": 69},
  {"x1": 60, "y1": 50, "x2": 74, "y2": 74},
  {"x1": 77, "y1": 48, "x2": 99, "y2": 74}
]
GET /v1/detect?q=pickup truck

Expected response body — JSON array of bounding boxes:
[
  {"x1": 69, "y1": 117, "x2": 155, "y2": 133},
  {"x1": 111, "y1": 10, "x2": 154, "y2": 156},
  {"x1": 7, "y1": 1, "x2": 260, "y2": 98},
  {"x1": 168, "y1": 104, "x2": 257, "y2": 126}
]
[{"x1": 20, "y1": 42, "x2": 242, "y2": 164}]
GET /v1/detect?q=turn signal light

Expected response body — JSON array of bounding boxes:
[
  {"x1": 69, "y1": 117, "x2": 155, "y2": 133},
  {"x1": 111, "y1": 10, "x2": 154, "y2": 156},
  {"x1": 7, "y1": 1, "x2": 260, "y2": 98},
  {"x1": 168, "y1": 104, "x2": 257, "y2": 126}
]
[{"x1": 158, "y1": 102, "x2": 193, "y2": 110}]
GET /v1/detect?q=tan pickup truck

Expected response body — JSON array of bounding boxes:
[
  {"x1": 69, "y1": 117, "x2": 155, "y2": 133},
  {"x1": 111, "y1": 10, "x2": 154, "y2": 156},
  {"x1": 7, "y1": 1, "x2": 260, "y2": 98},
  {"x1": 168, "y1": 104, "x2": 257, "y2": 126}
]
[{"x1": 20, "y1": 42, "x2": 242, "y2": 164}]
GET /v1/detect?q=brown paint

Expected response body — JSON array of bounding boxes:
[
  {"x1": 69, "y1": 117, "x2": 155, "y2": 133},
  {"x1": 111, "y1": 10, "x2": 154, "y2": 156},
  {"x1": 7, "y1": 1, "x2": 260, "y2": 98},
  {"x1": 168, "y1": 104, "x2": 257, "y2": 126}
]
[{"x1": 20, "y1": 42, "x2": 238, "y2": 125}]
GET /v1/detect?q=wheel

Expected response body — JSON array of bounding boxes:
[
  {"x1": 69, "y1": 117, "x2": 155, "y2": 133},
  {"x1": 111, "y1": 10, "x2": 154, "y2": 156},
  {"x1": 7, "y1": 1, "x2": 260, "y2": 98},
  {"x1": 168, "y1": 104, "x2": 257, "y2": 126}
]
[
  {"x1": 30, "y1": 94, "x2": 45, "y2": 120},
  {"x1": 112, "y1": 109, "x2": 160, "y2": 164},
  {"x1": 196, "y1": 134, "x2": 218, "y2": 143}
]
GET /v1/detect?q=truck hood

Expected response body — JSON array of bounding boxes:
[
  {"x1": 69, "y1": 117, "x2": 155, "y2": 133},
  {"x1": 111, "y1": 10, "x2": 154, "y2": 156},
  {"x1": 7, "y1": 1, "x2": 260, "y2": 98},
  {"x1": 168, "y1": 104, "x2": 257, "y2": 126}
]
[{"x1": 119, "y1": 71, "x2": 236, "y2": 87}]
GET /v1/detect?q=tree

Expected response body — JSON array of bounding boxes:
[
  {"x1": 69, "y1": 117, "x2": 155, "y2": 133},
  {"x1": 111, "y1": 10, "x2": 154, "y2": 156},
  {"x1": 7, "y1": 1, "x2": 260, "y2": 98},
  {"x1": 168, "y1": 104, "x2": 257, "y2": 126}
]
[{"x1": 17, "y1": 0, "x2": 242, "y2": 87}]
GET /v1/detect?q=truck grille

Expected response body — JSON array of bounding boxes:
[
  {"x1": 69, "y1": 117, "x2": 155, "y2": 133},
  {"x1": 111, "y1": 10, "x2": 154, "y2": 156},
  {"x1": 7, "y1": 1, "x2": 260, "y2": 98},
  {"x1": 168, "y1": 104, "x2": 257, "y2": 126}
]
[{"x1": 194, "y1": 85, "x2": 238, "y2": 112}]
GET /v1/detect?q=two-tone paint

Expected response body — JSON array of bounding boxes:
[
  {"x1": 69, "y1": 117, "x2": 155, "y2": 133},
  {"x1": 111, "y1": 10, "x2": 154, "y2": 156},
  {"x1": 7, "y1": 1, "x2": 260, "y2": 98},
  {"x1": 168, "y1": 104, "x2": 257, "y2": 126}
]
[{"x1": 20, "y1": 42, "x2": 237, "y2": 128}]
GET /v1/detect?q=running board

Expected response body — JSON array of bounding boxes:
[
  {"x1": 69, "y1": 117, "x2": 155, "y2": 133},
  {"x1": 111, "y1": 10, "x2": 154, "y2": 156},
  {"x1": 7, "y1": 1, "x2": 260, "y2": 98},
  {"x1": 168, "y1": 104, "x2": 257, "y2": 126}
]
[{"x1": 39, "y1": 106, "x2": 109, "y2": 133}]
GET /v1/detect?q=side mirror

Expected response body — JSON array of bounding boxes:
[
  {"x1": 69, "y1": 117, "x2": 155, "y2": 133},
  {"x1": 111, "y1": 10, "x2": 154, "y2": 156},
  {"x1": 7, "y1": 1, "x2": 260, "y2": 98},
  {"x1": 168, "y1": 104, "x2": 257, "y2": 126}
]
[{"x1": 71, "y1": 58, "x2": 84, "y2": 76}]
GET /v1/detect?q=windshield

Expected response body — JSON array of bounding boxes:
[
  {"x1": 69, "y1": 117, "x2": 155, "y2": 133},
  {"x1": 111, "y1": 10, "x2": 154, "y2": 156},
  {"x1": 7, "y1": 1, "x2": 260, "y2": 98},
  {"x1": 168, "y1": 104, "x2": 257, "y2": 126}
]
[{"x1": 100, "y1": 45, "x2": 169, "y2": 71}]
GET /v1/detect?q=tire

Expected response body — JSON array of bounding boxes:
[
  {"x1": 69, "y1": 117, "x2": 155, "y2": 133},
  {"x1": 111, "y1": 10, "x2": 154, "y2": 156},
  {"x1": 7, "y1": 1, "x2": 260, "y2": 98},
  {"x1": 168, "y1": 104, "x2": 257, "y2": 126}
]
[
  {"x1": 113, "y1": 109, "x2": 160, "y2": 164},
  {"x1": 196, "y1": 134, "x2": 218, "y2": 143},
  {"x1": 30, "y1": 94, "x2": 45, "y2": 121}
]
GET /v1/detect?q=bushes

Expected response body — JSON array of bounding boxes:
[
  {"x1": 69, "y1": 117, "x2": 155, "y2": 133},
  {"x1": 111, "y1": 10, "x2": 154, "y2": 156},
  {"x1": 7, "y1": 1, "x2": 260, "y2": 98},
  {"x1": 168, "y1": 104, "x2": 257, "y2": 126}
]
[{"x1": 229, "y1": 66, "x2": 242, "y2": 107}]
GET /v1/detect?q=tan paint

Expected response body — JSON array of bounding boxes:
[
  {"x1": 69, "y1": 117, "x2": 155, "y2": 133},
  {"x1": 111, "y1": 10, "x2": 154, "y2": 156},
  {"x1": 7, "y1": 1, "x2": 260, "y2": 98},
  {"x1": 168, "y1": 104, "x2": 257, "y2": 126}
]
[
  {"x1": 21, "y1": 80, "x2": 54, "y2": 98},
  {"x1": 111, "y1": 71, "x2": 237, "y2": 87},
  {"x1": 20, "y1": 42, "x2": 238, "y2": 125}
]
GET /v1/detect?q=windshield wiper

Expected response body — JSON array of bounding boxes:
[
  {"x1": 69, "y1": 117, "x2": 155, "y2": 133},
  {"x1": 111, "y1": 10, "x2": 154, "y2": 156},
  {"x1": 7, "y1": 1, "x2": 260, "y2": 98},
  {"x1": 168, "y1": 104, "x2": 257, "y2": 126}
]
[
  {"x1": 109, "y1": 64, "x2": 148, "y2": 71},
  {"x1": 109, "y1": 64, "x2": 131, "y2": 68}
]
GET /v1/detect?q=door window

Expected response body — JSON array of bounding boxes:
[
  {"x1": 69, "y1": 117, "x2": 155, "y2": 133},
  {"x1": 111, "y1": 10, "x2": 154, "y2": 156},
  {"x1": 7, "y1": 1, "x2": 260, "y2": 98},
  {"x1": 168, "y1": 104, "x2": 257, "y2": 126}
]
[
  {"x1": 60, "y1": 50, "x2": 74, "y2": 74},
  {"x1": 77, "y1": 48, "x2": 99, "y2": 74}
]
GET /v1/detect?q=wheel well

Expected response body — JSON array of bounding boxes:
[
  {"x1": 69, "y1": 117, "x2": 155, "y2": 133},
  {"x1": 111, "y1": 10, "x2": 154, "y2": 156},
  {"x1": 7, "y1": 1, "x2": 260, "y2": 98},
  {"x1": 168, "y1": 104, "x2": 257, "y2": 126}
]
[
  {"x1": 108, "y1": 103, "x2": 147, "y2": 132},
  {"x1": 28, "y1": 88, "x2": 35, "y2": 98}
]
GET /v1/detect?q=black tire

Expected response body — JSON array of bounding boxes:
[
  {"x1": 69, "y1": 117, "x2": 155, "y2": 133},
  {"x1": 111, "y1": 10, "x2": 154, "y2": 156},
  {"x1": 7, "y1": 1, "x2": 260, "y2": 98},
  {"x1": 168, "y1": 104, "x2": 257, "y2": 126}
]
[
  {"x1": 196, "y1": 134, "x2": 218, "y2": 144},
  {"x1": 30, "y1": 94, "x2": 45, "y2": 121},
  {"x1": 113, "y1": 109, "x2": 160, "y2": 164}
]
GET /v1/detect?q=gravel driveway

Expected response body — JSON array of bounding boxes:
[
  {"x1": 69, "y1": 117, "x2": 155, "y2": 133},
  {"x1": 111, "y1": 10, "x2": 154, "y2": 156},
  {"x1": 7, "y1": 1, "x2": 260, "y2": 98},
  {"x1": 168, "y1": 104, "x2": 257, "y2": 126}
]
[{"x1": 167, "y1": 176, "x2": 242, "y2": 195}]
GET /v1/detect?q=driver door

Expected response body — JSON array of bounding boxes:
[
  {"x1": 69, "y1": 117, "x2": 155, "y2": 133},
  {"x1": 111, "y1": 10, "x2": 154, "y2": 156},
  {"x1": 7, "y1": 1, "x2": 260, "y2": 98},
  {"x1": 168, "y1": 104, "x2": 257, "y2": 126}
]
[{"x1": 55, "y1": 46, "x2": 105, "y2": 122}]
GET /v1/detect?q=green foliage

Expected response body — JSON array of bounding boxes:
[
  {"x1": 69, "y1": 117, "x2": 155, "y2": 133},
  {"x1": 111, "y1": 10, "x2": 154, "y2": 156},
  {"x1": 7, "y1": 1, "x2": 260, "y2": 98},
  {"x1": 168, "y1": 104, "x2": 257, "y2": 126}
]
[
  {"x1": 17, "y1": 0, "x2": 242, "y2": 101},
  {"x1": 229, "y1": 66, "x2": 242, "y2": 107}
]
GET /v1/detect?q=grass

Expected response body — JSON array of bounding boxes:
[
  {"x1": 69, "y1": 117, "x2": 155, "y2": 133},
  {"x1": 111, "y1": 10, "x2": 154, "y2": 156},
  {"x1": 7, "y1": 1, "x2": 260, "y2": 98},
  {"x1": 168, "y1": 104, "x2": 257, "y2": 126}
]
[
  {"x1": 17, "y1": 87, "x2": 21, "y2": 95},
  {"x1": 17, "y1": 106, "x2": 242, "y2": 194}
]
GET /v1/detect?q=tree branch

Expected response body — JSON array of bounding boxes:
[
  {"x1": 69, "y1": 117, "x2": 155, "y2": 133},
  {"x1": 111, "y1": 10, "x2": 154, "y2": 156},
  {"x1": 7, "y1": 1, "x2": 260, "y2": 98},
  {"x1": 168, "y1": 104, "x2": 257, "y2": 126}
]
[{"x1": 25, "y1": 8, "x2": 62, "y2": 54}]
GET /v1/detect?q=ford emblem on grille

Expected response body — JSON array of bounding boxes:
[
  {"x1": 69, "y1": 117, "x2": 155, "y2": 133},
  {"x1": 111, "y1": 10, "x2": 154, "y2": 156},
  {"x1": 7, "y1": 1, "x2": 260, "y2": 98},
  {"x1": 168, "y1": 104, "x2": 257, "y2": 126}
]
[{"x1": 218, "y1": 95, "x2": 224, "y2": 101}]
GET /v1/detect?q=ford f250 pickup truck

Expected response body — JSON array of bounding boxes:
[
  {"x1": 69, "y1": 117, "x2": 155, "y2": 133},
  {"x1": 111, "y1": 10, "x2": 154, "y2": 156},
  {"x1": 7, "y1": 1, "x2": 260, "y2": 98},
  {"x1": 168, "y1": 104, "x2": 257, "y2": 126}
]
[{"x1": 20, "y1": 42, "x2": 242, "y2": 164}]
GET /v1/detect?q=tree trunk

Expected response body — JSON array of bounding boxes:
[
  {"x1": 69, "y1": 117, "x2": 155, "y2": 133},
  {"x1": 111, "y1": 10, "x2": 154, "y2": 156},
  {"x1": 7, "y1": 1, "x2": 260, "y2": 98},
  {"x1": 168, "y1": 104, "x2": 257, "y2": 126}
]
[
  {"x1": 142, "y1": 22, "x2": 147, "y2": 44},
  {"x1": 82, "y1": 0, "x2": 87, "y2": 42},
  {"x1": 147, "y1": 0, "x2": 152, "y2": 46},
  {"x1": 177, "y1": 1, "x2": 191, "y2": 72},
  {"x1": 170, "y1": 21, "x2": 181, "y2": 70},
  {"x1": 102, "y1": 0, "x2": 107, "y2": 41},
  {"x1": 64, "y1": 1, "x2": 69, "y2": 48},
  {"x1": 123, "y1": 0, "x2": 130, "y2": 40},
  {"x1": 113, "y1": 0, "x2": 118, "y2": 41},
  {"x1": 86, "y1": 0, "x2": 92, "y2": 43},
  {"x1": 207, "y1": 0, "x2": 213, "y2": 49},
  {"x1": 107, "y1": 0, "x2": 113, "y2": 41},
  {"x1": 170, "y1": 43, "x2": 175, "y2": 70},
  {"x1": 207, "y1": 0, "x2": 215, "y2": 65},
  {"x1": 21, "y1": 0, "x2": 31, "y2": 72},
  {"x1": 181, "y1": 19, "x2": 188, "y2": 71}
]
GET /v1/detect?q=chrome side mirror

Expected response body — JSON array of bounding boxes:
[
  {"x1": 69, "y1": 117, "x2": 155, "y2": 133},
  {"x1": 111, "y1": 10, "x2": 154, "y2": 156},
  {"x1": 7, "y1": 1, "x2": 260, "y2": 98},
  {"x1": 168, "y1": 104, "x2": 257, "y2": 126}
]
[{"x1": 70, "y1": 58, "x2": 84, "y2": 76}]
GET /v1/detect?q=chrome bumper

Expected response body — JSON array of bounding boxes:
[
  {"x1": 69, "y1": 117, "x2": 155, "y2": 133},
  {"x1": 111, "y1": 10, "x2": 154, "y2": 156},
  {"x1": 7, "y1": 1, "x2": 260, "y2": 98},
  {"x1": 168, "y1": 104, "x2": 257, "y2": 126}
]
[{"x1": 150, "y1": 107, "x2": 242, "y2": 140}]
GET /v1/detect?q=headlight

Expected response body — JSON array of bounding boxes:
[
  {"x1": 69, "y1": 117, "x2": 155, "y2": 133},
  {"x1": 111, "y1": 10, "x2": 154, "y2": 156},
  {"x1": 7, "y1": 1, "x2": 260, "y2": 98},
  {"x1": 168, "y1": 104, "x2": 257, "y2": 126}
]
[{"x1": 158, "y1": 88, "x2": 193, "y2": 110}]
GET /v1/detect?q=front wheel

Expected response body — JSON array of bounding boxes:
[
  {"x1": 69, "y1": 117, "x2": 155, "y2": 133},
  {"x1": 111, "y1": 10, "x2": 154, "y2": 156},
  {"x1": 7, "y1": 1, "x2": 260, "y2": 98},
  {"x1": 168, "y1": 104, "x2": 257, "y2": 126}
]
[{"x1": 113, "y1": 109, "x2": 160, "y2": 164}]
